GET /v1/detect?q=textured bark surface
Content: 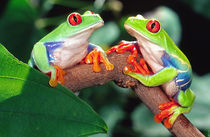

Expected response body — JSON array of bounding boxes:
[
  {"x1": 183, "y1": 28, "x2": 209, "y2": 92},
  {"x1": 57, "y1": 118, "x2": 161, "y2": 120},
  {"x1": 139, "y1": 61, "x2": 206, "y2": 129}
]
[{"x1": 64, "y1": 52, "x2": 204, "y2": 137}]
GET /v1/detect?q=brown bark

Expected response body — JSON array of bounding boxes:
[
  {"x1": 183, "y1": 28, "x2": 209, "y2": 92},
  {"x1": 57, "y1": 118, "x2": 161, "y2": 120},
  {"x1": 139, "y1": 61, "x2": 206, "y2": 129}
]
[{"x1": 64, "y1": 51, "x2": 205, "y2": 137}]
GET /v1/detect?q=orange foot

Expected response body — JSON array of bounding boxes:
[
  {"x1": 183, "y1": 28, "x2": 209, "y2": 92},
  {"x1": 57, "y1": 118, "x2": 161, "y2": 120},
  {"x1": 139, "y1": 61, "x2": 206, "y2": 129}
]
[
  {"x1": 49, "y1": 65, "x2": 66, "y2": 87},
  {"x1": 106, "y1": 40, "x2": 152, "y2": 75},
  {"x1": 154, "y1": 99, "x2": 180, "y2": 129},
  {"x1": 83, "y1": 48, "x2": 114, "y2": 72},
  {"x1": 106, "y1": 40, "x2": 139, "y2": 58},
  {"x1": 125, "y1": 55, "x2": 152, "y2": 75}
]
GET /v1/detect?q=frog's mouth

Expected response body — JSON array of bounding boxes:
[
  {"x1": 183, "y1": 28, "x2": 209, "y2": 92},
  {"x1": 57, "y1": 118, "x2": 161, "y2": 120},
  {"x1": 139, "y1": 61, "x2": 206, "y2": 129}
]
[
  {"x1": 124, "y1": 24, "x2": 150, "y2": 42},
  {"x1": 74, "y1": 20, "x2": 104, "y2": 38}
]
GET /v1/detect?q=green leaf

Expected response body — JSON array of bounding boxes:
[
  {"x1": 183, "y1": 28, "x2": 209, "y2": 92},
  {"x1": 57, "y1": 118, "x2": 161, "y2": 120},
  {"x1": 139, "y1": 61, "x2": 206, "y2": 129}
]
[
  {"x1": 0, "y1": 0, "x2": 43, "y2": 62},
  {"x1": 0, "y1": 44, "x2": 107, "y2": 137}
]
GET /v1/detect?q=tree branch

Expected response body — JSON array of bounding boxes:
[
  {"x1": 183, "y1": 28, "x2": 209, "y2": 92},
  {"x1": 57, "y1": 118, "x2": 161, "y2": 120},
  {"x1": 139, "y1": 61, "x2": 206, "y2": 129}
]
[{"x1": 64, "y1": 52, "x2": 204, "y2": 137}]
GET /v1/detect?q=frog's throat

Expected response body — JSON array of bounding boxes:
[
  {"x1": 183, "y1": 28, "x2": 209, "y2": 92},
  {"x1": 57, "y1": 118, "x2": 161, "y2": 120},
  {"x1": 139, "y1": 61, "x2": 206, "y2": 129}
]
[
  {"x1": 124, "y1": 24, "x2": 150, "y2": 42},
  {"x1": 64, "y1": 20, "x2": 104, "y2": 48},
  {"x1": 62, "y1": 20, "x2": 103, "y2": 48}
]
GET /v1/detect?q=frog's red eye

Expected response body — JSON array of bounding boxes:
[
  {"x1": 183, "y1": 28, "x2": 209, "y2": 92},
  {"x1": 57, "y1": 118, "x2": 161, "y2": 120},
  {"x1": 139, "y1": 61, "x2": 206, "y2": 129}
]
[
  {"x1": 146, "y1": 20, "x2": 160, "y2": 33},
  {"x1": 68, "y1": 13, "x2": 82, "y2": 26}
]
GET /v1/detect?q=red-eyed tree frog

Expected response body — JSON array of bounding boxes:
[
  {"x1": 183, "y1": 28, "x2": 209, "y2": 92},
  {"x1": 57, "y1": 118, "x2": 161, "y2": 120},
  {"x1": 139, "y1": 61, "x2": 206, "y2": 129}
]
[
  {"x1": 29, "y1": 11, "x2": 114, "y2": 87},
  {"x1": 106, "y1": 15, "x2": 195, "y2": 129}
]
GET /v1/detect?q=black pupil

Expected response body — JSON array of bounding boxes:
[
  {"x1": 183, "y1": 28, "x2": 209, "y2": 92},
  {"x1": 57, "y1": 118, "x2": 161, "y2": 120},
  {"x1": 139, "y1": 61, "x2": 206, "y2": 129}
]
[
  {"x1": 73, "y1": 15, "x2": 78, "y2": 22},
  {"x1": 151, "y1": 22, "x2": 156, "y2": 29}
]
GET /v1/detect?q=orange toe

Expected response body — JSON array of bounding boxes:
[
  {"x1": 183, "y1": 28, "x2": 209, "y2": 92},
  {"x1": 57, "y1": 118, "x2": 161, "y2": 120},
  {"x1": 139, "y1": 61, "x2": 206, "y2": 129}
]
[
  {"x1": 49, "y1": 79, "x2": 58, "y2": 87},
  {"x1": 100, "y1": 52, "x2": 114, "y2": 71},
  {"x1": 105, "y1": 45, "x2": 119, "y2": 54},
  {"x1": 127, "y1": 55, "x2": 148, "y2": 75},
  {"x1": 123, "y1": 65, "x2": 133, "y2": 74},
  {"x1": 51, "y1": 65, "x2": 66, "y2": 85},
  {"x1": 159, "y1": 101, "x2": 178, "y2": 110},
  {"x1": 154, "y1": 114, "x2": 162, "y2": 123},
  {"x1": 84, "y1": 51, "x2": 94, "y2": 64},
  {"x1": 154, "y1": 101, "x2": 180, "y2": 129},
  {"x1": 163, "y1": 116, "x2": 173, "y2": 129},
  {"x1": 91, "y1": 49, "x2": 101, "y2": 72}
]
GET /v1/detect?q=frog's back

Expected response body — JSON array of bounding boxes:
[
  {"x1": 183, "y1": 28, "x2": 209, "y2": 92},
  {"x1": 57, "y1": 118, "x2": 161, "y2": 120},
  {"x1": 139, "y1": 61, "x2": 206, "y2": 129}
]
[
  {"x1": 164, "y1": 36, "x2": 192, "y2": 90},
  {"x1": 161, "y1": 29, "x2": 191, "y2": 69}
]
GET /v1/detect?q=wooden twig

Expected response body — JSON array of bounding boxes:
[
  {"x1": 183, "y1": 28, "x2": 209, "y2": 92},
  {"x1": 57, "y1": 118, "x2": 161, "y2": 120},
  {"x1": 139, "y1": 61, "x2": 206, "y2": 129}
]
[{"x1": 63, "y1": 52, "x2": 205, "y2": 137}]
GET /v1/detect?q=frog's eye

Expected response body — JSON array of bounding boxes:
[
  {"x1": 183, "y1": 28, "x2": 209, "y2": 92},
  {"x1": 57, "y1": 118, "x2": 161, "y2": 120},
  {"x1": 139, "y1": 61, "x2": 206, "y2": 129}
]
[
  {"x1": 146, "y1": 20, "x2": 160, "y2": 33},
  {"x1": 68, "y1": 13, "x2": 82, "y2": 26}
]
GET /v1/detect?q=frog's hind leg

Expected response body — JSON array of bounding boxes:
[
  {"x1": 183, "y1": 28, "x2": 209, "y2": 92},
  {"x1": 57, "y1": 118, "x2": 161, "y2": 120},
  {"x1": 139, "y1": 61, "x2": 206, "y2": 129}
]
[
  {"x1": 32, "y1": 42, "x2": 66, "y2": 87},
  {"x1": 154, "y1": 88, "x2": 195, "y2": 128},
  {"x1": 49, "y1": 64, "x2": 66, "y2": 87}
]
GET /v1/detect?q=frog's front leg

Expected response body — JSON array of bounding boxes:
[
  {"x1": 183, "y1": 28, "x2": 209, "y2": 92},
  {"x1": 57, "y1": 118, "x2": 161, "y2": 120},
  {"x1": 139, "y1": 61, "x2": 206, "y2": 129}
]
[
  {"x1": 83, "y1": 43, "x2": 114, "y2": 72},
  {"x1": 154, "y1": 88, "x2": 195, "y2": 128},
  {"x1": 106, "y1": 41, "x2": 152, "y2": 75},
  {"x1": 124, "y1": 66, "x2": 178, "y2": 86},
  {"x1": 106, "y1": 40, "x2": 139, "y2": 58},
  {"x1": 32, "y1": 42, "x2": 66, "y2": 87}
]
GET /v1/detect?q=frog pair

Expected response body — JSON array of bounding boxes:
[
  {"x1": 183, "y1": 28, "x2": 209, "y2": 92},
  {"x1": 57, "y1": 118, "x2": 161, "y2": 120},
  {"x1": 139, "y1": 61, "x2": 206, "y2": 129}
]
[{"x1": 29, "y1": 11, "x2": 195, "y2": 129}]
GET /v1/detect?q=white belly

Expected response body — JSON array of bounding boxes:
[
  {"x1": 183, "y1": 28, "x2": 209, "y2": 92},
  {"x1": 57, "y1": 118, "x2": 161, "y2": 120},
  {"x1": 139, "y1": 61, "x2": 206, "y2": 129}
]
[
  {"x1": 140, "y1": 45, "x2": 164, "y2": 73},
  {"x1": 52, "y1": 44, "x2": 88, "y2": 69},
  {"x1": 50, "y1": 29, "x2": 93, "y2": 69}
]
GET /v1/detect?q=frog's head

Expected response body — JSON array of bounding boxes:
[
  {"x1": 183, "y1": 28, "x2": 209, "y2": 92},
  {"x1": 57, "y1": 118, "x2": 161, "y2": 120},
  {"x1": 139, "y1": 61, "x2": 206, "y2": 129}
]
[
  {"x1": 124, "y1": 14, "x2": 172, "y2": 51},
  {"x1": 54, "y1": 11, "x2": 104, "y2": 42}
]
